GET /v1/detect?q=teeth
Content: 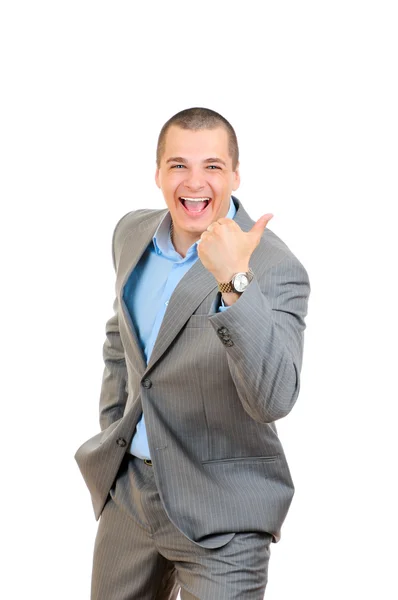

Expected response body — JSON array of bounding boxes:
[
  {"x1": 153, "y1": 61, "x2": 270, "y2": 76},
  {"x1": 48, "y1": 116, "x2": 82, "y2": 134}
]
[{"x1": 180, "y1": 197, "x2": 210, "y2": 202}]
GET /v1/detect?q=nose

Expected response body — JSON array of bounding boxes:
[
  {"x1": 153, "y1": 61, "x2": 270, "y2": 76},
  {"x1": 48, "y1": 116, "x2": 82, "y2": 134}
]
[{"x1": 184, "y1": 167, "x2": 205, "y2": 192}]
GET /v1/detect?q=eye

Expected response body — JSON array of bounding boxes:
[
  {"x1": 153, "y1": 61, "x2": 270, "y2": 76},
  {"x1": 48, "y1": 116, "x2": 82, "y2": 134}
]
[
  {"x1": 207, "y1": 165, "x2": 221, "y2": 169},
  {"x1": 170, "y1": 164, "x2": 185, "y2": 169}
]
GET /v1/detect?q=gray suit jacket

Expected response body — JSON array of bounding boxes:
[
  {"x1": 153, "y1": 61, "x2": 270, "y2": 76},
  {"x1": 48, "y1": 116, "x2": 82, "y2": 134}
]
[{"x1": 75, "y1": 196, "x2": 311, "y2": 549}]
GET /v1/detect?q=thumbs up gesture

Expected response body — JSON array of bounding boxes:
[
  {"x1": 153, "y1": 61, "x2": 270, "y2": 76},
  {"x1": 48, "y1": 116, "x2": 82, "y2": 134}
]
[{"x1": 197, "y1": 213, "x2": 274, "y2": 283}]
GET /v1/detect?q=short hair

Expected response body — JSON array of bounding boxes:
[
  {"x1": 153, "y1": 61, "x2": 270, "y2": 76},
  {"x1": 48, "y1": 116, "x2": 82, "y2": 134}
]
[{"x1": 156, "y1": 107, "x2": 239, "y2": 170}]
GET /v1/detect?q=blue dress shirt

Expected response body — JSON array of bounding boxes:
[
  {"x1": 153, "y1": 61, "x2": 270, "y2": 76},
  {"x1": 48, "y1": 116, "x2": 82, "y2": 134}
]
[{"x1": 123, "y1": 197, "x2": 237, "y2": 459}]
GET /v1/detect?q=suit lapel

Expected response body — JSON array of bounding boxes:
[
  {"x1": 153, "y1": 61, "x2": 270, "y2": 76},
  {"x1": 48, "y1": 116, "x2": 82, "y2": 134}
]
[
  {"x1": 116, "y1": 212, "x2": 167, "y2": 373},
  {"x1": 145, "y1": 255, "x2": 218, "y2": 373},
  {"x1": 116, "y1": 197, "x2": 257, "y2": 377}
]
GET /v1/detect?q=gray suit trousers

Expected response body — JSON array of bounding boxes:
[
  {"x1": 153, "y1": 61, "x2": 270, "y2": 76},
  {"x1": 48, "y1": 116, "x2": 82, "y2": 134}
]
[{"x1": 91, "y1": 454, "x2": 272, "y2": 599}]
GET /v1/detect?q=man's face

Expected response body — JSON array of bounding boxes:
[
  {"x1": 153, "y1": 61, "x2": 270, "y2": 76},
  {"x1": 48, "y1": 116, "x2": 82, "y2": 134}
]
[{"x1": 155, "y1": 125, "x2": 240, "y2": 240}]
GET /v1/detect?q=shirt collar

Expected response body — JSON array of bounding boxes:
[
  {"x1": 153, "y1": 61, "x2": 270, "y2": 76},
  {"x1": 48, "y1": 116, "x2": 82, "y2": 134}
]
[{"x1": 153, "y1": 196, "x2": 237, "y2": 259}]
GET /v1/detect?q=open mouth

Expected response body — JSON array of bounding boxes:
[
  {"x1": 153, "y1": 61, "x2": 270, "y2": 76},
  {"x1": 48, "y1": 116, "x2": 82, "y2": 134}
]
[{"x1": 179, "y1": 197, "x2": 212, "y2": 215}]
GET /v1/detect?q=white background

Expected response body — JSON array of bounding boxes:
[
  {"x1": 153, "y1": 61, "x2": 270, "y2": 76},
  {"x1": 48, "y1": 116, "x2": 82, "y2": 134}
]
[{"x1": 1, "y1": 1, "x2": 397, "y2": 598}]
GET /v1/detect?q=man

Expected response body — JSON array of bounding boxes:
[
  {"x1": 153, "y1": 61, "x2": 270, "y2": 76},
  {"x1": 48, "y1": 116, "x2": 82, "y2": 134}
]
[{"x1": 75, "y1": 107, "x2": 311, "y2": 599}]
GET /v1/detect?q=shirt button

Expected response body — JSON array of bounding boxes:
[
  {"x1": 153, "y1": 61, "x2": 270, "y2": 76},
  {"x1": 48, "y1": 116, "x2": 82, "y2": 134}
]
[
  {"x1": 142, "y1": 378, "x2": 152, "y2": 389},
  {"x1": 165, "y1": 300, "x2": 169, "y2": 306},
  {"x1": 116, "y1": 438, "x2": 127, "y2": 447},
  {"x1": 218, "y1": 327, "x2": 228, "y2": 335}
]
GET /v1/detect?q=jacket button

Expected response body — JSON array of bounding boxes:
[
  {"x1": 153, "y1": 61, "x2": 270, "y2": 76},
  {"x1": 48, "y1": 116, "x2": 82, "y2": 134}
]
[
  {"x1": 219, "y1": 331, "x2": 231, "y2": 341},
  {"x1": 116, "y1": 438, "x2": 127, "y2": 447},
  {"x1": 142, "y1": 378, "x2": 152, "y2": 389}
]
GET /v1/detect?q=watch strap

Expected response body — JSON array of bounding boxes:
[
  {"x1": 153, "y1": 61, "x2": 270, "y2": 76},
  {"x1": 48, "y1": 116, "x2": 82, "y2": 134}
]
[
  {"x1": 218, "y1": 280, "x2": 235, "y2": 293},
  {"x1": 217, "y1": 268, "x2": 254, "y2": 293}
]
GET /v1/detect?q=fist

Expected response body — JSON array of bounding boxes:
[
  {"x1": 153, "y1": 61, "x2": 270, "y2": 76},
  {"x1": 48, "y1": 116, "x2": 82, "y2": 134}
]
[{"x1": 197, "y1": 213, "x2": 273, "y2": 282}]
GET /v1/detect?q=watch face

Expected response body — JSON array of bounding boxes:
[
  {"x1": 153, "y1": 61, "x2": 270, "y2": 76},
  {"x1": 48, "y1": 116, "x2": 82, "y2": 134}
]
[{"x1": 233, "y1": 273, "x2": 249, "y2": 292}]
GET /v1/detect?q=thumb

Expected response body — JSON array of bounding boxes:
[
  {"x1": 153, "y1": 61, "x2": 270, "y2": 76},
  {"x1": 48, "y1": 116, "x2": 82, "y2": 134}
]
[{"x1": 249, "y1": 213, "x2": 274, "y2": 241}]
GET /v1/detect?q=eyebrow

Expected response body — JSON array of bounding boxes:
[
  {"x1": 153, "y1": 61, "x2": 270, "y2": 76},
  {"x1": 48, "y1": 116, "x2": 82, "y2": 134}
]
[{"x1": 166, "y1": 156, "x2": 227, "y2": 167}]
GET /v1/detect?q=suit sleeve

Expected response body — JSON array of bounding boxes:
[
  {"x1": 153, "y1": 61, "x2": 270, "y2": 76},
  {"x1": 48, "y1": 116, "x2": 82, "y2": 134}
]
[
  {"x1": 98, "y1": 218, "x2": 129, "y2": 431},
  {"x1": 208, "y1": 254, "x2": 310, "y2": 423},
  {"x1": 98, "y1": 295, "x2": 128, "y2": 431}
]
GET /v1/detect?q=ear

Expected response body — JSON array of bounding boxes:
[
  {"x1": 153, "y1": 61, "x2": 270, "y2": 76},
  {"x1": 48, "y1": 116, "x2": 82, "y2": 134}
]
[
  {"x1": 155, "y1": 167, "x2": 160, "y2": 189},
  {"x1": 232, "y1": 162, "x2": 240, "y2": 191}
]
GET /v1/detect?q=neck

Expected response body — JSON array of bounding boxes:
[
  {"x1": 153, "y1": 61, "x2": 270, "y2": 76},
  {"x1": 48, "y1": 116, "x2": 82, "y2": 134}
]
[{"x1": 170, "y1": 221, "x2": 200, "y2": 258}]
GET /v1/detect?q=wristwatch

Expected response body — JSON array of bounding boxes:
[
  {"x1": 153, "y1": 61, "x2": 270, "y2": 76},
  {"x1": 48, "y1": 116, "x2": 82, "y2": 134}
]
[{"x1": 217, "y1": 268, "x2": 254, "y2": 294}]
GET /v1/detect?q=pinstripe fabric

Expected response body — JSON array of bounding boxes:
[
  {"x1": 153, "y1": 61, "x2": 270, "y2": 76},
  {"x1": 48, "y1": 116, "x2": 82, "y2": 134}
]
[
  {"x1": 91, "y1": 456, "x2": 179, "y2": 600},
  {"x1": 92, "y1": 454, "x2": 272, "y2": 599},
  {"x1": 75, "y1": 195, "x2": 311, "y2": 552}
]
